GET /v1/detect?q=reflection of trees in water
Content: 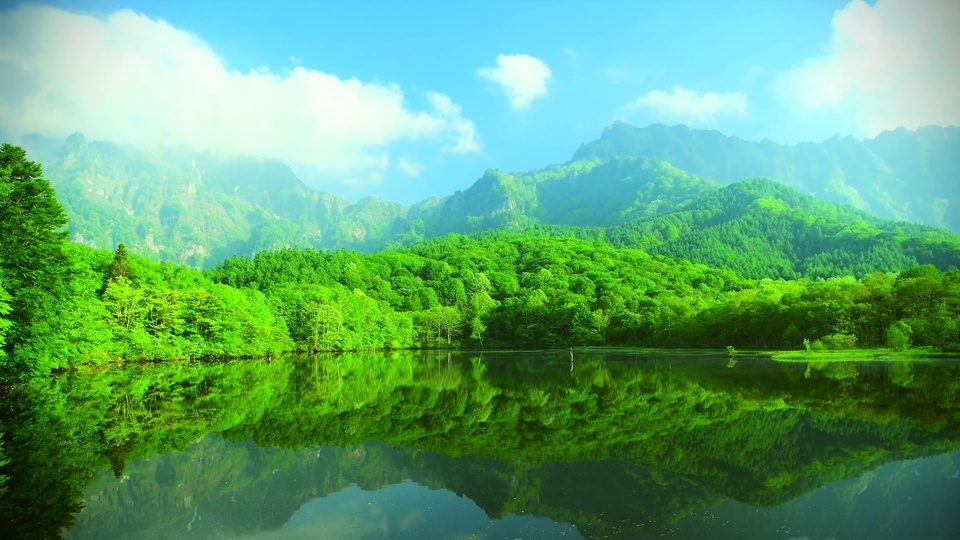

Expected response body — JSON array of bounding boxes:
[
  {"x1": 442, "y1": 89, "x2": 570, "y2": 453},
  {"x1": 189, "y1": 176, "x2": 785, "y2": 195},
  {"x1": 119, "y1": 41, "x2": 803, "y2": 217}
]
[
  {"x1": 0, "y1": 383, "x2": 94, "y2": 540},
  {"x1": 2, "y1": 352, "x2": 960, "y2": 538}
]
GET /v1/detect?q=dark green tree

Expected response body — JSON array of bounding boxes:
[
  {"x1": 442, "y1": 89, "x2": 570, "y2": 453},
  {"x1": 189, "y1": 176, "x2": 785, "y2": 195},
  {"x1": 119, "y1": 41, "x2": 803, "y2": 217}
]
[
  {"x1": 0, "y1": 144, "x2": 72, "y2": 378},
  {"x1": 99, "y1": 243, "x2": 134, "y2": 294}
]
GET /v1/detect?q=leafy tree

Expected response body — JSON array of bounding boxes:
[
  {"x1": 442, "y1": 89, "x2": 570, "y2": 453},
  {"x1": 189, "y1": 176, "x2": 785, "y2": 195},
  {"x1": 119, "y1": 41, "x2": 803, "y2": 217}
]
[
  {"x1": 426, "y1": 306, "x2": 463, "y2": 346},
  {"x1": 304, "y1": 302, "x2": 343, "y2": 351},
  {"x1": 469, "y1": 316, "x2": 487, "y2": 348},
  {"x1": 0, "y1": 144, "x2": 72, "y2": 378},
  {"x1": 886, "y1": 321, "x2": 912, "y2": 351},
  {"x1": 101, "y1": 277, "x2": 146, "y2": 331}
]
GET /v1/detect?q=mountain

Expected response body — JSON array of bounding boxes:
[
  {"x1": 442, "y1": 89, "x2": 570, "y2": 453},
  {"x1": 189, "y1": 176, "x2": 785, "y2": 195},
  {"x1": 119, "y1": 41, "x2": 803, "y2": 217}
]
[
  {"x1": 27, "y1": 132, "x2": 719, "y2": 265},
  {"x1": 16, "y1": 123, "x2": 960, "y2": 273},
  {"x1": 597, "y1": 178, "x2": 960, "y2": 279},
  {"x1": 573, "y1": 122, "x2": 960, "y2": 233},
  {"x1": 394, "y1": 157, "x2": 719, "y2": 244},
  {"x1": 36, "y1": 133, "x2": 408, "y2": 266}
]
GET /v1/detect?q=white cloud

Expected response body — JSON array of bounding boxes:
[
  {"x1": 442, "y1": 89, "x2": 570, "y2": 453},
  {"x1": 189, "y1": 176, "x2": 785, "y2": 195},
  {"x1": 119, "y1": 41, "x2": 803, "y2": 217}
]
[
  {"x1": 0, "y1": 5, "x2": 480, "y2": 184},
  {"x1": 773, "y1": 0, "x2": 960, "y2": 135},
  {"x1": 477, "y1": 53, "x2": 551, "y2": 110},
  {"x1": 628, "y1": 86, "x2": 747, "y2": 125},
  {"x1": 397, "y1": 157, "x2": 423, "y2": 178},
  {"x1": 425, "y1": 92, "x2": 480, "y2": 153}
]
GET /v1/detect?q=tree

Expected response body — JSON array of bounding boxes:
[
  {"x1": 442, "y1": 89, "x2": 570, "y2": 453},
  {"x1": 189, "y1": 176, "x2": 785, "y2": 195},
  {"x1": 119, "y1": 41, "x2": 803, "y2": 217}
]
[
  {"x1": 101, "y1": 277, "x2": 147, "y2": 331},
  {"x1": 886, "y1": 321, "x2": 912, "y2": 352},
  {"x1": 591, "y1": 308, "x2": 612, "y2": 344},
  {"x1": 426, "y1": 306, "x2": 462, "y2": 346},
  {"x1": 469, "y1": 316, "x2": 487, "y2": 349},
  {"x1": 0, "y1": 279, "x2": 11, "y2": 358},
  {"x1": 0, "y1": 144, "x2": 72, "y2": 378},
  {"x1": 465, "y1": 272, "x2": 497, "y2": 348},
  {"x1": 100, "y1": 243, "x2": 134, "y2": 294},
  {"x1": 305, "y1": 302, "x2": 343, "y2": 351}
]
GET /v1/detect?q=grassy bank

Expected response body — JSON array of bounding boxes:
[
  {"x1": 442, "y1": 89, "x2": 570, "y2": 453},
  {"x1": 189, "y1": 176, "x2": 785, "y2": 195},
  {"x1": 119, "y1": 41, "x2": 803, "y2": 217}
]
[{"x1": 768, "y1": 347, "x2": 960, "y2": 361}]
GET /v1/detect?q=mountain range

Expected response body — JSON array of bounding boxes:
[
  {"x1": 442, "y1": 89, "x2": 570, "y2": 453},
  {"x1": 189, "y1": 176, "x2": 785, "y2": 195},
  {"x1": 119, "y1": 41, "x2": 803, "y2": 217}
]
[
  {"x1": 16, "y1": 123, "x2": 960, "y2": 272},
  {"x1": 575, "y1": 122, "x2": 960, "y2": 231}
]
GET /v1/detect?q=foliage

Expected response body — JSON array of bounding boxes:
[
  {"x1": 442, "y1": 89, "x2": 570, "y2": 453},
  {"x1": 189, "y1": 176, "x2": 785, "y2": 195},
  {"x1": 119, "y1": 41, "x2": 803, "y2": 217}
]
[
  {"x1": 99, "y1": 243, "x2": 134, "y2": 293},
  {"x1": 597, "y1": 178, "x2": 960, "y2": 279},
  {"x1": 0, "y1": 280, "x2": 10, "y2": 357},
  {"x1": 821, "y1": 333, "x2": 858, "y2": 351},
  {"x1": 0, "y1": 144, "x2": 73, "y2": 378},
  {"x1": 207, "y1": 230, "x2": 960, "y2": 353},
  {"x1": 0, "y1": 144, "x2": 298, "y2": 380},
  {"x1": 886, "y1": 321, "x2": 913, "y2": 352}
]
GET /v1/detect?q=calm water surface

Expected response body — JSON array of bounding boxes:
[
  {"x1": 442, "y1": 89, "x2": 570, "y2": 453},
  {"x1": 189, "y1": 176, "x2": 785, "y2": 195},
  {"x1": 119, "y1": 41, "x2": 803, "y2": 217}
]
[{"x1": 1, "y1": 350, "x2": 958, "y2": 539}]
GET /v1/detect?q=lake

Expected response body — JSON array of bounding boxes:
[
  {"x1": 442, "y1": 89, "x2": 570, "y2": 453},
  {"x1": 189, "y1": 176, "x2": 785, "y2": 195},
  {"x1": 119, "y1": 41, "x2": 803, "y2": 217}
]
[{"x1": 1, "y1": 350, "x2": 959, "y2": 539}]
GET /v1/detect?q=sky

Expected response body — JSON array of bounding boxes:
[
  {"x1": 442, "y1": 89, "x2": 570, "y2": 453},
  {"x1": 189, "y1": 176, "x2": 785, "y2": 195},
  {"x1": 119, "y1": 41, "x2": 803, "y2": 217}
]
[{"x1": 1, "y1": 0, "x2": 958, "y2": 204}]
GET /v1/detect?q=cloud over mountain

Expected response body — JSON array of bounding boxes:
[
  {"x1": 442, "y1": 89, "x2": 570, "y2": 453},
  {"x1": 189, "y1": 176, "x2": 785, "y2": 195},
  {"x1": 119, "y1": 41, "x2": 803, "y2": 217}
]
[
  {"x1": 477, "y1": 53, "x2": 552, "y2": 111},
  {"x1": 628, "y1": 86, "x2": 748, "y2": 125},
  {"x1": 773, "y1": 0, "x2": 960, "y2": 136},
  {"x1": 0, "y1": 4, "x2": 479, "y2": 185}
]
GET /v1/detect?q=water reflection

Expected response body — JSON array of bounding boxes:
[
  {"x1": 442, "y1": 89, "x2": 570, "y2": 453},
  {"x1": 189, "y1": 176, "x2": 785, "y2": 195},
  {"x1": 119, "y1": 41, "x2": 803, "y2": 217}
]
[
  {"x1": 67, "y1": 436, "x2": 584, "y2": 540},
  {"x1": 1, "y1": 351, "x2": 959, "y2": 539}
]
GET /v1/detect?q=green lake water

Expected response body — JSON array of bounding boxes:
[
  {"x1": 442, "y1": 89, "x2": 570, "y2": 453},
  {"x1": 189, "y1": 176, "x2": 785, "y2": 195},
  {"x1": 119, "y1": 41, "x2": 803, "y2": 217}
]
[{"x1": 1, "y1": 350, "x2": 959, "y2": 539}]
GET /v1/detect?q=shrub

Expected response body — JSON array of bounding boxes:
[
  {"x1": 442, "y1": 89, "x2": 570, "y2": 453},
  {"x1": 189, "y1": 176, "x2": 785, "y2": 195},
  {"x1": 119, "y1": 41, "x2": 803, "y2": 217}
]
[{"x1": 821, "y1": 333, "x2": 857, "y2": 350}]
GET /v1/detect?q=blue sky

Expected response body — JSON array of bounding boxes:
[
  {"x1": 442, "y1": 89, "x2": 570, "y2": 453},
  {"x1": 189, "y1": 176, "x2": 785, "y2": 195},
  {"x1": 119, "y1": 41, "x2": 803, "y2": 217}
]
[{"x1": 1, "y1": 0, "x2": 957, "y2": 203}]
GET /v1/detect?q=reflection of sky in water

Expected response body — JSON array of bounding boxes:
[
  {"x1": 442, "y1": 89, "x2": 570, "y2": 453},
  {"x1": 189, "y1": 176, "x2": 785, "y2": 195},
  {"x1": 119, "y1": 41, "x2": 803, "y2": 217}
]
[{"x1": 251, "y1": 481, "x2": 583, "y2": 540}]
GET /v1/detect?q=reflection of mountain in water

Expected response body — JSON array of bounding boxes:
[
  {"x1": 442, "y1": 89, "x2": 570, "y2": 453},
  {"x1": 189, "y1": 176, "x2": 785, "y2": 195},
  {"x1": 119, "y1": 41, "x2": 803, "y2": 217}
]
[
  {"x1": 2, "y1": 351, "x2": 960, "y2": 539},
  {"x1": 65, "y1": 435, "x2": 960, "y2": 540}
]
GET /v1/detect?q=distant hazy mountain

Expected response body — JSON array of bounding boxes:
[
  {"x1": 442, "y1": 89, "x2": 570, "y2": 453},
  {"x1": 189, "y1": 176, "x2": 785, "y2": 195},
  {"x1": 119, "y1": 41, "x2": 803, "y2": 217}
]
[
  {"x1": 573, "y1": 122, "x2": 960, "y2": 233},
  {"x1": 31, "y1": 133, "x2": 408, "y2": 265}
]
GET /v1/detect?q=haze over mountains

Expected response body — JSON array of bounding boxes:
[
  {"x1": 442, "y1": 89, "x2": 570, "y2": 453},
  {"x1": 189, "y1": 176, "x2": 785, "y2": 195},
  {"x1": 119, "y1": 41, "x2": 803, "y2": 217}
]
[{"x1": 19, "y1": 122, "x2": 960, "y2": 270}]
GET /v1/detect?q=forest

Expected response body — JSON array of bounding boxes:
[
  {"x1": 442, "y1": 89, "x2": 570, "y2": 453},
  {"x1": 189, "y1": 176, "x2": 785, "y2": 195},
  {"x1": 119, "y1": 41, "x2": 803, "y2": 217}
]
[{"x1": 2, "y1": 143, "x2": 960, "y2": 381}]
